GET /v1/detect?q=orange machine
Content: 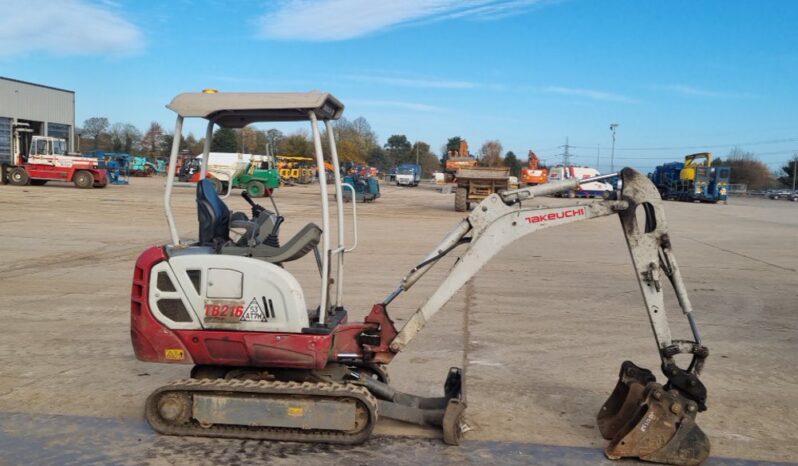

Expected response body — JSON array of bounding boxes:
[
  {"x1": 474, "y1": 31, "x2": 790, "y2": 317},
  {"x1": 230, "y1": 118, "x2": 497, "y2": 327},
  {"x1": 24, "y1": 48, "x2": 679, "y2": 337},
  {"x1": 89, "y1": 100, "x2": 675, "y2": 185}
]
[
  {"x1": 445, "y1": 140, "x2": 477, "y2": 174},
  {"x1": 520, "y1": 150, "x2": 548, "y2": 185}
]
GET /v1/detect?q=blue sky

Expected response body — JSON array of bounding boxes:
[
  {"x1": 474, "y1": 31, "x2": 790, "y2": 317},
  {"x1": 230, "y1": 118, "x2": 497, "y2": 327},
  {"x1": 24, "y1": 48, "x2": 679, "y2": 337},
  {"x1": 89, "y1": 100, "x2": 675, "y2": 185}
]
[{"x1": 2, "y1": 0, "x2": 797, "y2": 172}]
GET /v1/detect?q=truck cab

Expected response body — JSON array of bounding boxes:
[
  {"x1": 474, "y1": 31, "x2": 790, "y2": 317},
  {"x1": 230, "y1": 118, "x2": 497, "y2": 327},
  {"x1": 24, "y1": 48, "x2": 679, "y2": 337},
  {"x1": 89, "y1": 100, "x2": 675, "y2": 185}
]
[{"x1": 395, "y1": 163, "x2": 421, "y2": 186}]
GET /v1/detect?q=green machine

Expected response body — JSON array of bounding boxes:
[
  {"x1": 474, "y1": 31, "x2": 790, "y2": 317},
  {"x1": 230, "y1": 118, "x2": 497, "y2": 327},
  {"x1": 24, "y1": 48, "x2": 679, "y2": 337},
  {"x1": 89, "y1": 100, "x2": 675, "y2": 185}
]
[{"x1": 234, "y1": 158, "x2": 281, "y2": 197}]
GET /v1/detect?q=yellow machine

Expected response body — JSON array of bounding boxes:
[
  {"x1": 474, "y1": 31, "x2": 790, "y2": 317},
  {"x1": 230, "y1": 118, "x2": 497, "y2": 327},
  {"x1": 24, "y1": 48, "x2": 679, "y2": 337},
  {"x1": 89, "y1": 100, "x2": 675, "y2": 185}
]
[
  {"x1": 680, "y1": 152, "x2": 712, "y2": 182},
  {"x1": 276, "y1": 156, "x2": 315, "y2": 184}
]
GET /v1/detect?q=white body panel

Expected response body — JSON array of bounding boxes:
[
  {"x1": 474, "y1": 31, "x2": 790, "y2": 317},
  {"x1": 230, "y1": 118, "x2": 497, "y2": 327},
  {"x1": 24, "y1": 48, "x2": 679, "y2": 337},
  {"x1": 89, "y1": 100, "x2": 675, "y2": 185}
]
[
  {"x1": 396, "y1": 174, "x2": 417, "y2": 185},
  {"x1": 548, "y1": 166, "x2": 613, "y2": 194},
  {"x1": 149, "y1": 251, "x2": 309, "y2": 333},
  {"x1": 196, "y1": 152, "x2": 250, "y2": 182}
]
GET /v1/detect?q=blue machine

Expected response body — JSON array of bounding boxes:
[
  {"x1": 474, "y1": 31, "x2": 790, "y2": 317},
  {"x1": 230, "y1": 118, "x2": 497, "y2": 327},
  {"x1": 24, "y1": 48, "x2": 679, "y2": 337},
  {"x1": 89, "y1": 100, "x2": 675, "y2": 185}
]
[
  {"x1": 83, "y1": 151, "x2": 130, "y2": 185},
  {"x1": 342, "y1": 174, "x2": 380, "y2": 202},
  {"x1": 648, "y1": 155, "x2": 730, "y2": 203}
]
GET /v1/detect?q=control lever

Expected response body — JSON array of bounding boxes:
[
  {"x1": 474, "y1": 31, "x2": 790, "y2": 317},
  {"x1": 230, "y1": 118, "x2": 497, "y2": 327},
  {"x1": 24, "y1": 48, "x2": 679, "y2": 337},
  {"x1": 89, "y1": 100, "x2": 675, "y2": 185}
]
[{"x1": 241, "y1": 191, "x2": 267, "y2": 217}]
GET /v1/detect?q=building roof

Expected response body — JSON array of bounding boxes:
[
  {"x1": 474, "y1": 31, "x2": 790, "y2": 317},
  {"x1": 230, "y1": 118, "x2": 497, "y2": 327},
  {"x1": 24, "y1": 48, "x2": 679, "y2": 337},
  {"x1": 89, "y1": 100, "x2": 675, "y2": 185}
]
[
  {"x1": 0, "y1": 76, "x2": 74, "y2": 94},
  {"x1": 166, "y1": 91, "x2": 344, "y2": 127}
]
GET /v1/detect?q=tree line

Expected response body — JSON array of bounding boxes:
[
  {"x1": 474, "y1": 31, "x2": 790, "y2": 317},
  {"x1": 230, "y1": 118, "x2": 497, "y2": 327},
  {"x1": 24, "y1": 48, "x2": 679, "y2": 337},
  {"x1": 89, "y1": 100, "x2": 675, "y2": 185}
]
[
  {"x1": 78, "y1": 116, "x2": 481, "y2": 176},
  {"x1": 712, "y1": 147, "x2": 797, "y2": 189},
  {"x1": 79, "y1": 117, "x2": 794, "y2": 187}
]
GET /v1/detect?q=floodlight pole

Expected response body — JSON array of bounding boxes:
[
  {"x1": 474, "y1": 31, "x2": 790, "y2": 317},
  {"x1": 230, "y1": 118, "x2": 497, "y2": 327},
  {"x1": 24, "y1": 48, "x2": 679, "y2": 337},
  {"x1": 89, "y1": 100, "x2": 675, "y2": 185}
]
[
  {"x1": 792, "y1": 156, "x2": 797, "y2": 192},
  {"x1": 609, "y1": 123, "x2": 619, "y2": 172}
]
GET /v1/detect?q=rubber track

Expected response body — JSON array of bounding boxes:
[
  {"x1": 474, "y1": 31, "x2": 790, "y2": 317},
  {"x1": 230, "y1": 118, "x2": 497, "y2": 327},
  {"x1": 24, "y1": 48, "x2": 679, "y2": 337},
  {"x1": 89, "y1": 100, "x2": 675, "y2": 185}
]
[{"x1": 145, "y1": 378, "x2": 379, "y2": 444}]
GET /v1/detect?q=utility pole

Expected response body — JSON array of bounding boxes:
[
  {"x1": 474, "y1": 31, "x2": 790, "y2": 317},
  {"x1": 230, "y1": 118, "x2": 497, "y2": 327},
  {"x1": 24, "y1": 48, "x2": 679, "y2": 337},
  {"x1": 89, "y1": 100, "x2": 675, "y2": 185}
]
[
  {"x1": 562, "y1": 137, "x2": 571, "y2": 166},
  {"x1": 793, "y1": 156, "x2": 797, "y2": 192},
  {"x1": 609, "y1": 123, "x2": 619, "y2": 172},
  {"x1": 416, "y1": 142, "x2": 419, "y2": 166}
]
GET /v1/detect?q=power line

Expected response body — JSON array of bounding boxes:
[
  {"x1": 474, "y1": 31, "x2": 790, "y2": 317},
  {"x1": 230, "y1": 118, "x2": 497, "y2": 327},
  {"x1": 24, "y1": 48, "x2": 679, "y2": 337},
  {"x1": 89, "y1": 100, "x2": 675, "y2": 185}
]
[
  {"x1": 570, "y1": 136, "x2": 798, "y2": 152},
  {"x1": 559, "y1": 148, "x2": 798, "y2": 160}
]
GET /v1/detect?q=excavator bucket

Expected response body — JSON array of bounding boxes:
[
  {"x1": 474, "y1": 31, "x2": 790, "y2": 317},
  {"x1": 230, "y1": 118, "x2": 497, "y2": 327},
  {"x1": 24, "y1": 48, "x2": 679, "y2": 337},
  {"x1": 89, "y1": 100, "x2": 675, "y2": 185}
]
[
  {"x1": 601, "y1": 381, "x2": 710, "y2": 465},
  {"x1": 597, "y1": 360, "x2": 656, "y2": 440}
]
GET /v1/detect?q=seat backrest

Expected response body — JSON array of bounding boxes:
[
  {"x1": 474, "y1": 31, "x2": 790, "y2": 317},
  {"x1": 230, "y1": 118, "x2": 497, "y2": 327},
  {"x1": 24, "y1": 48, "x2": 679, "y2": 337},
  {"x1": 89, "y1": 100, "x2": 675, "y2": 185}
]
[{"x1": 197, "y1": 179, "x2": 230, "y2": 245}]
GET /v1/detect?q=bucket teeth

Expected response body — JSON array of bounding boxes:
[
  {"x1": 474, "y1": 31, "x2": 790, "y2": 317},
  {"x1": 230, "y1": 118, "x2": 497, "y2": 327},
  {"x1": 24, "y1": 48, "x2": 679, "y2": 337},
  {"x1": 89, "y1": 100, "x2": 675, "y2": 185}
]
[
  {"x1": 604, "y1": 383, "x2": 710, "y2": 466},
  {"x1": 597, "y1": 361, "x2": 656, "y2": 440}
]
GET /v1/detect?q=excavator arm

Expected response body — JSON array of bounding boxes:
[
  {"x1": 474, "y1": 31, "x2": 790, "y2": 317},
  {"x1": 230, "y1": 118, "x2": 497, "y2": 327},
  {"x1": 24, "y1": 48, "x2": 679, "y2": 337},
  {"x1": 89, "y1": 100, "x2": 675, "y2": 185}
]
[{"x1": 375, "y1": 168, "x2": 710, "y2": 465}]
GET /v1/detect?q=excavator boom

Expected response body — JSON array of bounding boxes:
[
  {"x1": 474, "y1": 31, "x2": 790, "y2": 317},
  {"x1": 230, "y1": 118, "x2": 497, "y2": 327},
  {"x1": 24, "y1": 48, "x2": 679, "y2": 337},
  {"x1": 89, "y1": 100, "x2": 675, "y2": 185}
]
[{"x1": 379, "y1": 168, "x2": 710, "y2": 465}]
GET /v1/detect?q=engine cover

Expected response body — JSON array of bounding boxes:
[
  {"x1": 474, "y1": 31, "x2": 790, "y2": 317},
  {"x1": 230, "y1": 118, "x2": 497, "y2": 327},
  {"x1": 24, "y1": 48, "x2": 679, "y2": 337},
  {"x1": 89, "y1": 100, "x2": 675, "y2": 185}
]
[{"x1": 149, "y1": 248, "x2": 309, "y2": 333}]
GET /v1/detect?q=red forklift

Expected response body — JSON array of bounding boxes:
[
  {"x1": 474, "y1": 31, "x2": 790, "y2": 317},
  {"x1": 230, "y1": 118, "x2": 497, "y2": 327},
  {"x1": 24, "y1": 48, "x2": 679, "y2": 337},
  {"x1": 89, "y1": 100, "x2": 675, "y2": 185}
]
[{"x1": 2, "y1": 123, "x2": 107, "y2": 188}]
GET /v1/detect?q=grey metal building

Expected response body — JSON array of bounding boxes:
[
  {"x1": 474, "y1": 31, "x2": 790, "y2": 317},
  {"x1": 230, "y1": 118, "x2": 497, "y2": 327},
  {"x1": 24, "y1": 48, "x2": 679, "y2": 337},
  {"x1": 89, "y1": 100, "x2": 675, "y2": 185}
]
[{"x1": 0, "y1": 77, "x2": 76, "y2": 166}]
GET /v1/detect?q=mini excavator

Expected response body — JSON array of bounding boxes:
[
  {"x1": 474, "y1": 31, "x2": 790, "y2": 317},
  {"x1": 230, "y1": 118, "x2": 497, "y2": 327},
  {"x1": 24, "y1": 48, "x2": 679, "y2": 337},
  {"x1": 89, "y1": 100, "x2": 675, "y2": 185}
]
[{"x1": 131, "y1": 91, "x2": 710, "y2": 465}]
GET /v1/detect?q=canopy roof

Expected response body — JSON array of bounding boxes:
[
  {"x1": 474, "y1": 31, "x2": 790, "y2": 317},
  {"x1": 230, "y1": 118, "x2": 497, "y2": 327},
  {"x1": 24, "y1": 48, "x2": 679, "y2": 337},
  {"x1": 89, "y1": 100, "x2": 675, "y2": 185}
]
[{"x1": 167, "y1": 91, "x2": 344, "y2": 128}]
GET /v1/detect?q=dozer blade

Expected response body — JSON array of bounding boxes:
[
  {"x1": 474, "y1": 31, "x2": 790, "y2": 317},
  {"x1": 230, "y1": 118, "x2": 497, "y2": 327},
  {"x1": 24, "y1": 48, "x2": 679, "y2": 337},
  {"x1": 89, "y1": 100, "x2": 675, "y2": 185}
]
[
  {"x1": 597, "y1": 360, "x2": 656, "y2": 440},
  {"x1": 604, "y1": 383, "x2": 710, "y2": 466}
]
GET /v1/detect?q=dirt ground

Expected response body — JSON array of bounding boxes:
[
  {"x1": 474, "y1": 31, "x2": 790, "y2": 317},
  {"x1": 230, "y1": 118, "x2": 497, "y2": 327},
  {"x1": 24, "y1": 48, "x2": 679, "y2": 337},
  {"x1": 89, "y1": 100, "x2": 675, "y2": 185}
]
[{"x1": 0, "y1": 177, "x2": 796, "y2": 464}]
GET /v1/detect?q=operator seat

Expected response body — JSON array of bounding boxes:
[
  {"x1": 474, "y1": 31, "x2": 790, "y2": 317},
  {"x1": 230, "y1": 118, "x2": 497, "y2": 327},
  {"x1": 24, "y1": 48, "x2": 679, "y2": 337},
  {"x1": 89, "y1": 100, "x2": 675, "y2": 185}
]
[
  {"x1": 197, "y1": 179, "x2": 230, "y2": 246},
  {"x1": 195, "y1": 179, "x2": 322, "y2": 264}
]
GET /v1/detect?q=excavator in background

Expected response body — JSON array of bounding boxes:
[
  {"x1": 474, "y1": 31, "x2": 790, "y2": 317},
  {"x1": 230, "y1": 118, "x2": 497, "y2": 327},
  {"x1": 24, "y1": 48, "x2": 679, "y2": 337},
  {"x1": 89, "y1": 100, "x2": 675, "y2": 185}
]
[
  {"x1": 444, "y1": 140, "x2": 477, "y2": 176},
  {"x1": 132, "y1": 91, "x2": 711, "y2": 465},
  {"x1": 520, "y1": 150, "x2": 548, "y2": 186}
]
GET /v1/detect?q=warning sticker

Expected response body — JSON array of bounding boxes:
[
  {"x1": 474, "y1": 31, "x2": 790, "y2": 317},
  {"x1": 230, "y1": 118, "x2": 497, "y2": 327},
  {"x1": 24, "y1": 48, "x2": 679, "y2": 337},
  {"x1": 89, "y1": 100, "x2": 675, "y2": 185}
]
[
  {"x1": 240, "y1": 297, "x2": 268, "y2": 322},
  {"x1": 165, "y1": 349, "x2": 184, "y2": 360}
]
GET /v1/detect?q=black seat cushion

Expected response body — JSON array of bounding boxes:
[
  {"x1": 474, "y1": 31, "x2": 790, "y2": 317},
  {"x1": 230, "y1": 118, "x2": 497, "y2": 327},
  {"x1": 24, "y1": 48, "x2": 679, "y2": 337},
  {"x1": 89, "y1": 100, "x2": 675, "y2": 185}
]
[{"x1": 197, "y1": 179, "x2": 230, "y2": 245}]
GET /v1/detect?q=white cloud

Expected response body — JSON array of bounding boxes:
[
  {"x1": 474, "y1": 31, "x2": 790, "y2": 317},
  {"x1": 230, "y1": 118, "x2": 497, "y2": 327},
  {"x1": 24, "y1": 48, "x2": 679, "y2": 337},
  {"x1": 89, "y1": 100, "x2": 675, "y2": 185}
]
[
  {"x1": 349, "y1": 99, "x2": 446, "y2": 113},
  {"x1": 0, "y1": 0, "x2": 143, "y2": 58},
  {"x1": 341, "y1": 74, "x2": 479, "y2": 89},
  {"x1": 659, "y1": 84, "x2": 756, "y2": 99},
  {"x1": 543, "y1": 86, "x2": 639, "y2": 103},
  {"x1": 258, "y1": 0, "x2": 544, "y2": 41}
]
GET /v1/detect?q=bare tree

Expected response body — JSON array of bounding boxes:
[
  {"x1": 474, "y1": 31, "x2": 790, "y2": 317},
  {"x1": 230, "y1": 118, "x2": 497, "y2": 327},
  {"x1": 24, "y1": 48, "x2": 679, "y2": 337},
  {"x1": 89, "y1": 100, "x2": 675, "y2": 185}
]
[
  {"x1": 82, "y1": 117, "x2": 110, "y2": 150},
  {"x1": 140, "y1": 122, "x2": 165, "y2": 157},
  {"x1": 110, "y1": 123, "x2": 141, "y2": 153},
  {"x1": 714, "y1": 147, "x2": 776, "y2": 189},
  {"x1": 479, "y1": 140, "x2": 504, "y2": 167}
]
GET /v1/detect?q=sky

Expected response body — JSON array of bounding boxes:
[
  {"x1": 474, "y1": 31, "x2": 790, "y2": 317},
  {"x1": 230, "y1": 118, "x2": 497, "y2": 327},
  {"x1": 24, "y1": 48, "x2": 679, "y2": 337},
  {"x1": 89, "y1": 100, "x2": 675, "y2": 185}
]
[{"x1": 1, "y1": 0, "x2": 797, "y2": 173}]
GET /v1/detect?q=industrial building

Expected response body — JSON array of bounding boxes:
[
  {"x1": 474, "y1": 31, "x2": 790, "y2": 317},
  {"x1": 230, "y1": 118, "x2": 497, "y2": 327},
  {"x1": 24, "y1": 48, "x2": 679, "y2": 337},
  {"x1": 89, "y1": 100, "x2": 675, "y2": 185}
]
[{"x1": 0, "y1": 77, "x2": 76, "y2": 169}]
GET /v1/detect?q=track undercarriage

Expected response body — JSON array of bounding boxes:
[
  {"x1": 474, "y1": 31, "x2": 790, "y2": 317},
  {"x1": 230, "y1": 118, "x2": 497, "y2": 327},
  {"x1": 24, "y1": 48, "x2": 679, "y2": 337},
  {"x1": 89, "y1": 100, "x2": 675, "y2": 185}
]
[{"x1": 145, "y1": 364, "x2": 466, "y2": 445}]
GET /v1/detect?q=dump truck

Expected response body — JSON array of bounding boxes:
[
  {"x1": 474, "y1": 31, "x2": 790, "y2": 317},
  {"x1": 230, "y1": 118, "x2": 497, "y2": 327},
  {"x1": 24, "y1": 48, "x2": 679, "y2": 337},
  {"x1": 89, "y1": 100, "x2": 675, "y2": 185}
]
[{"x1": 454, "y1": 166, "x2": 510, "y2": 211}]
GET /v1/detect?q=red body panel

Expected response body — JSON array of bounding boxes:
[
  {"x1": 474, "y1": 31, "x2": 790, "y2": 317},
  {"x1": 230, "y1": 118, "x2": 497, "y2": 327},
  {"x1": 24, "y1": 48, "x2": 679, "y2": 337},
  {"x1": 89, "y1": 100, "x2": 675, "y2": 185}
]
[
  {"x1": 172, "y1": 330, "x2": 334, "y2": 369},
  {"x1": 23, "y1": 164, "x2": 108, "y2": 184},
  {"x1": 130, "y1": 247, "x2": 193, "y2": 364}
]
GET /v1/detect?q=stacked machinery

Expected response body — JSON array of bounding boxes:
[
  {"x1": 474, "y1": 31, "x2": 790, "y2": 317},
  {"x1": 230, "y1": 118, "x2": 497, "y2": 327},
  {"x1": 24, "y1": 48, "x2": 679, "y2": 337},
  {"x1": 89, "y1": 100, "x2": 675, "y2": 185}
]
[
  {"x1": 649, "y1": 153, "x2": 729, "y2": 203},
  {"x1": 444, "y1": 140, "x2": 477, "y2": 175}
]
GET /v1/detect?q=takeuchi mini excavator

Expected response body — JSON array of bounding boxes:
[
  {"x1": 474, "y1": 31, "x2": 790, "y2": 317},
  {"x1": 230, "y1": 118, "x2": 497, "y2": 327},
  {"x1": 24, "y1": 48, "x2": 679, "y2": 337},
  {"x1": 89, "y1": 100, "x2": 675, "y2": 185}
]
[{"x1": 131, "y1": 91, "x2": 711, "y2": 465}]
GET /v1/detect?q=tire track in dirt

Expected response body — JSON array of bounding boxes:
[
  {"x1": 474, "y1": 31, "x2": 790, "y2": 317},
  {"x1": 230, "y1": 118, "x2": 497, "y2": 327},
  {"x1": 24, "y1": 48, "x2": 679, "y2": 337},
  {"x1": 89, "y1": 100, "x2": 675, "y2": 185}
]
[
  {"x1": 0, "y1": 244, "x2": 148, "y2": 279},
  {"x1": 682, "y1": 235, "x2": 797, "y2": 272}
]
